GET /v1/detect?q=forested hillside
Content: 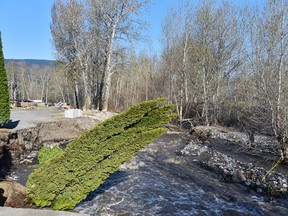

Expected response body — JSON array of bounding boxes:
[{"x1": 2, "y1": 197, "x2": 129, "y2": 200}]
[{"x1": 5, "y1": 59, "x2": 55, "y2": 67}]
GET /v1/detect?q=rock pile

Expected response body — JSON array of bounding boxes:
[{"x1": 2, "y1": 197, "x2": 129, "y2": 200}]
[{"x1": 184, "y1": 126, "x2": 288, "y2": 196}]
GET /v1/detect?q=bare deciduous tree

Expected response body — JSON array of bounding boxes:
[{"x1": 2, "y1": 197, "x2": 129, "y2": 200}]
[
  {"x1": 87, "y1": 0, "x2": 150, "y2": 111},
  {"x1": 248, "y1": 0, "x2": 288, "y2": 161},
  {"x1": 51, "y1": 0, "x2": 88, "y2": 109}
]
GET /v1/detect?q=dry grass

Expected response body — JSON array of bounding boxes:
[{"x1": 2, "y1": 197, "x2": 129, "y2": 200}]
[{"x1": 49, "y1": 112, "x2": 65, "y2": 119}]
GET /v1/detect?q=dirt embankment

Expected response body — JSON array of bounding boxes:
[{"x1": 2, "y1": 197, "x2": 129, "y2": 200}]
[{"x1": 0, "y1": 118, "x2": 99, "y2": 171}]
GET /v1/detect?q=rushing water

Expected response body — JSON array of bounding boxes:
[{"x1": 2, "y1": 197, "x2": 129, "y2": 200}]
[
  {"x1": 7, "y1": 133, "x2": 288, "y2": 215},
  {"x1": 74, "y1": 134, "x2": 288, "y2": 216}
]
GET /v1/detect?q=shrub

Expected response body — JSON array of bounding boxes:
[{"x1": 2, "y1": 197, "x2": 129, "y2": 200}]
[
  {"x1": 0, "y1": 32, "x2": 10, "y2": 125},
  {"x1": 38, "y1": 146, "x2": 64, "y2": 165},
  {"x1": 26, "y1": 98, "x2": 175, "y2": 210}
]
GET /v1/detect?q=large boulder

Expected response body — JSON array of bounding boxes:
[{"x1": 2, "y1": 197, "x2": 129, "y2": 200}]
[{"x1": 0, "y1": 181, "x2": 26, "y2": 207}]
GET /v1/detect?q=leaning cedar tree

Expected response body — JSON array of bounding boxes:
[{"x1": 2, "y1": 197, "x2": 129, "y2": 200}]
[
  {"x1": 0, "y1": 32, "x2": 10, "y2": 125},
  {"x1": 26, "y1": 98, "x2": 175, "y2": 210},
  {"x1": 37, "y1": 146, "x2": 64, "y2": 165}
]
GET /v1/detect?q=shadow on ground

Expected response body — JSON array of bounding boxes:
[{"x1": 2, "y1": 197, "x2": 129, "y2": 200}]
[
  {"x1": 0, "y1": 188, "x2": 7, "y2": 206},
  {"x1": 1, "y1": 120, "x2": 20, "y2": 129},
  {"x1": 76, "y1": 170, "x2": 130, "y2": 204},
  {"x1": 0, "y1": 146, "x2": 13, "y2": 180}
]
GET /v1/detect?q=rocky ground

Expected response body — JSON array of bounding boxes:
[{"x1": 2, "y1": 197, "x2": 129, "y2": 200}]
[{"x1": 186, "y1": 126, "x2": 288, "y2": 196}]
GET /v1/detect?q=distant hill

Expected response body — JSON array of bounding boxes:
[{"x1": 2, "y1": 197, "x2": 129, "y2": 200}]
[{"x1": 5, "y1": 59, "x2": 56, "y2": 67}]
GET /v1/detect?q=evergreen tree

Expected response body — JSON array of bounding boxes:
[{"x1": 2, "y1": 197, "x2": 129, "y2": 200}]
[
  {"x1": 26, "y1": 98, "x2": 175, "y2": 210},
  {"x1": 0, "y1": 32, "x2": 10, "y2": 125}
]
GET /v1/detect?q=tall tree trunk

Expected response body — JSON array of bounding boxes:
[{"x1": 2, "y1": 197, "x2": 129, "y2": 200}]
[
  {"x1": 45, "y1": 83, "x2": 49, "y2": 104},
  {"x1": 59, "y1": 85, "x2": 65, "y2": 103},
  {"x1": 100, "y1": 22, "x2": 117, "y2": 111},
  {"x1": 82, "y1": 70, "x2": 91, "y2": 111},
  {"x1": 202, "y1": 65, "x2": 209, "y2": 125},
  {"x1": 73, "y1": 80, "x2": 80, "y2": 109},
  {"x1": 182, "y1": 32, "x2": 189, "y2": 107},
  {"x1": 276, "y1": 1, "x2": 287, "y2": 161}
]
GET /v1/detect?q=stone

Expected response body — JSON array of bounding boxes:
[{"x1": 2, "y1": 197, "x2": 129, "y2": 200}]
[
  {"x1": 65, "y1": 109, "x2": 83, "y2": 118},
  {"x1": 0, "y1": 181, "x2": 26, "y2": 207},
  {"x1": 20, "y1": 159, "x2": 33, "y2": 164},
  {"x1": 231, "y1": 170, "x2": 246, "y2": 183},
  {"x1": 238, "y1": 171, "x2": 247, "y2": 181},
  {"x1": 256, "y1": 187, "x2": 263, "y2": 193}
]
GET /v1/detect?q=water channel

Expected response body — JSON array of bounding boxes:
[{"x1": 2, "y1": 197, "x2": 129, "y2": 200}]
[{"x1": 71, "y1": 134, "x2": 288, "y2": 216}]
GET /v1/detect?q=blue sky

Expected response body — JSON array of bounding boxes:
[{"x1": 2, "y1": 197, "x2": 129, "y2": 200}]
[
  {"x1": 0, "y1": 0, "x2": 178, "y2": 60},
  {"x1": 0, "y1": 0, "x2": 260, "y2": 60},
  {"x1": 0, "y1": 0, "x2": 55, "y2": 60}
]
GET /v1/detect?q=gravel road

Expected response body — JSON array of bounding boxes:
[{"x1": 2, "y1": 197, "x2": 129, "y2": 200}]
[{"x1": 8, "y1": 108, "x2": 63, "y2": 130}]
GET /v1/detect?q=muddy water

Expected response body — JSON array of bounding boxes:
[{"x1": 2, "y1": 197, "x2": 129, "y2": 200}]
[{"x1": 74, "y1": 134, "x2": 288, "y2": 216}]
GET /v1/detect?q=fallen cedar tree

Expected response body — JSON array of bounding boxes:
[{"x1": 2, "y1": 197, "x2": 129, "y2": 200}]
[{"x1": 26, "y1": 98, "x2": 175, "y2": 210}]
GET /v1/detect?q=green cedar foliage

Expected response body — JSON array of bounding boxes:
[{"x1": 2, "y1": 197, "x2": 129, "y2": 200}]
[
  {"x1": 0, "y1": 32, "x2": 10, "y2": 124},
  {"x1": 38, "y1": 146, "x2": 64, "y2": 165},
  {"x1": 26, "y1": 98, "x2": 175, "y2": 210}
]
